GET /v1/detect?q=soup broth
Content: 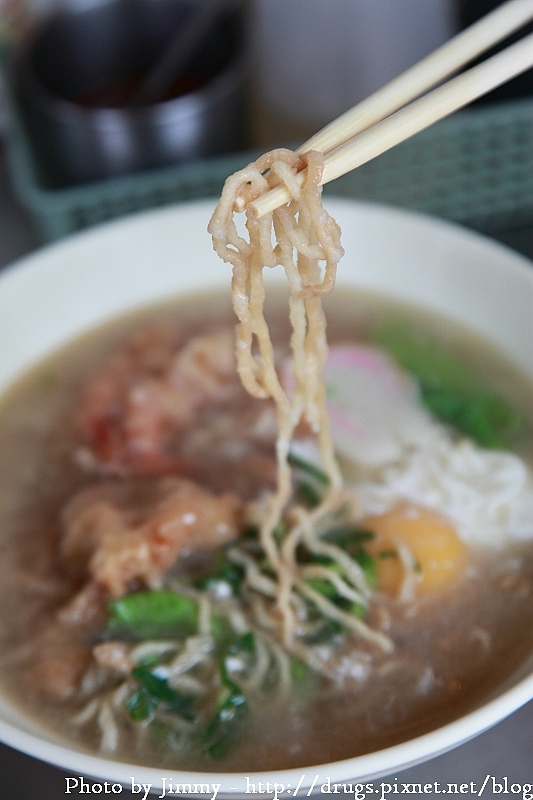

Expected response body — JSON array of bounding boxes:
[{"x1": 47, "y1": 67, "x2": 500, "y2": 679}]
[{"x1": 0, "y1": 287, "x2": 532, "y2": 772}]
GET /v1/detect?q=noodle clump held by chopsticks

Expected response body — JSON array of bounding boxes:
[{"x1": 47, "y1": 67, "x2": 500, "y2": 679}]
[
  {"x1": 209, "y1": 150, "x2": 342, "y2": 514},
  {"x1": 209, "y1": 148, "x2": 343, "y2": 474},
  {"x1": 208, "y1": 150, "x2": 390, "y2": 653}
]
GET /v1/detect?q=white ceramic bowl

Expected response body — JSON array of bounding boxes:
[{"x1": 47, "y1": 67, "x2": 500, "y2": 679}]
[{"x1": 1, "y1": 198, "x2": 533, "y2": 796}]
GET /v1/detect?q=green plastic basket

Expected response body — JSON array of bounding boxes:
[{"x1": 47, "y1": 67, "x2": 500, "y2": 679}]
[{"x1": 6, "y1": 97, "x2": 533, "y2": 242}]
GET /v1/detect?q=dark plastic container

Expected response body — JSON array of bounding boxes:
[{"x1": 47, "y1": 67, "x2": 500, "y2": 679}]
[{"x1": 10, "y1": 0, "x2": 246, "y2": 187}]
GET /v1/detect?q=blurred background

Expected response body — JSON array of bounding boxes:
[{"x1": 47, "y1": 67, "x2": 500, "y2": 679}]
[
  {"x1": 0, "y1": 0, "x2": 532, "y2": 254},
  {"x1": 0, "y1": 2, "x2": 533, "y2": 796},
  {"x1": 0, "y1": 0, "x2": 460, "y2": 147}
]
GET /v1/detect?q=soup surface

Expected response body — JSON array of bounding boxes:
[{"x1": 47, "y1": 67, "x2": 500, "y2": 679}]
[{"x1": 0, "y1": 287, "x2": 532, "y2": 771}]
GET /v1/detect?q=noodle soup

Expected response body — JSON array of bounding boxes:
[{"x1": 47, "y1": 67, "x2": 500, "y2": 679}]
[{"x1": 1, "y1": 286, "x2": 533, "y2": 772}]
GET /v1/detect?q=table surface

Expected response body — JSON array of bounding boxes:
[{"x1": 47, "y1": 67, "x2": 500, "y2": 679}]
[{"x1": 1, "y1": 142, "x2": 533, "y2": 799}]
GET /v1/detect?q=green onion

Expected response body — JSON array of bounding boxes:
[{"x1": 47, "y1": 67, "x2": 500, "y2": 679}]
[
  {"x1": 322, "y1": 526, "x2": 375, "y2": 549},
  {"x1": 273, "y1": 521, "x2": 289, "y2": 542},
  {"x1": 320, "y1": 527, "x2": 377, "y2": 586},
  {"x1": 287, "y1": 452, "x2": 330, "y2": 485},
  {"x1": 203, "y1": 632, "x2": 259, "y2": 758},
  {"x1": 422, "y1": 387, "x2": 521, "y2": 448},
  {"x1": 127, "y1": 686, "x2": 158, "y2": 722},
  {"x1": 227, "y1": 631, "x2": 256, "y2": 655},
  {"x1": 195, "y1": 555, "x2": 245, "y2": 596},
  {"x1": 305, "y1": 554, "x2": 374, "y2": 613},
  {"x1": 355, "y1": 549, "x2": 377, "y2": 587},
  {"x1": 204, "y1": 661, "x2": 248, "y2": 759},
  {"x1": 127, "y1": 665, "x2": 195, "y2": 723},
  {"x1": 350, "y1": 602, "x2": 367, "y2": 619},
  {"x1": 305, "y1": 576, "x2": 338, "y2": 600},
  {"x1": 107, "y1": 589, "x2": 198, "y2": 640},
  {"x1": 210, "y1": 614, "x2": 236, "y2": 649},
  {"x1": 290, "y1": 657, "x2": 317, "y2": 690},
  {"x1": 374, "y1": 318, "x2": 525, "y2": 448},
  {"x1": 131, "y1": 665, "x2": 195, "y2": 715},
  {"x1": 290, "y1": 658, "x2": 309, "y2": 685},
  {"x1": 297, "y1": 480, "x2": 323, "y2": 507},
  {"x1": 303, "y1": 617, "x2": 344, "y2": 644},
  {"x1": 242, "y1": 524, "x2": 260, "y2": 540},
  {"x1": 135, "y1": 651, "x2": 166, "y2": 669}
]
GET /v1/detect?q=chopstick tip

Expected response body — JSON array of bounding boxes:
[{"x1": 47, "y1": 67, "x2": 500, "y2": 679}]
[{"x1": 233, "y1": 194, "x2": 247, "y2": 213}]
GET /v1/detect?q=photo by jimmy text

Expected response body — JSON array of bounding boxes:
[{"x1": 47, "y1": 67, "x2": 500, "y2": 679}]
[
  {"x1": 63, "y1": 774, "x2": 533, "y2": 799},
  {"x1": 64, "y1": 777, "x2": 222, "y2": 799}
]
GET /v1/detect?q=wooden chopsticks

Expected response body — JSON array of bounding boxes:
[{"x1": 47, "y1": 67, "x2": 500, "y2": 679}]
[{"x1": 243, "y1": 0, "x2": 533, "y2": 219}]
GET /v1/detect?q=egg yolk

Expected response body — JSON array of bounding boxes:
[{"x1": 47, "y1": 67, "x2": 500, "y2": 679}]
[{"x1": 364, "y1": 504, "x2": 468, "y2": 597}]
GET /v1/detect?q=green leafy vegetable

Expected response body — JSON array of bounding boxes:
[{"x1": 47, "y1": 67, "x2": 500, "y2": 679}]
[
  {"x1": 195, "y1": 554, "x2": 245, "y2": 596},
  {"x1": 305, "y1": 552, "x2": 375, "y2": 614},
  {"x1": 322, "y1": 526, "x2": 375, "y2": 549},
  {"x1": 210, "y1": 614, "x2": 236, "y2": 649},
  {"x1": 290, "y1": 657, "x2": 311, "y2": 686},
  {"x1": 242, "y1": 524, "x2": 260, "y2": 540},
  {"x1": 204, "y1": 660, "x2": 248, "y2": 759},
  {"x1": 296, "y1": 480, "x2": 323, "y2": 507},
  {"x1": 350, "y1": 602, "x2": 367, "y2": 619},
  {"x1": 287, "y1": 452, "x2": 331, "y2": 485},
  {"x1": 227, "y1": 631, "x2": 256, "y2": 655},
  {"x1": 273, "y1": 521, "x2": 289, "y2": 542},
  {"x1": 355, "y1": 549, "x2": 377, "y2": 587},
  {"x1": 305, "y1": 576, "x2": 338, "y2": 600},
  {"x1": 131, "y1": 665, "x2": 194, "y2": 711},
  {"x1": 421, "y1": 387, "x2": 521, "y2": 448},
  {"x1": 127, "y1": 686, "x2": 159, "y2": 722},
  {"x1": 127, "y1": 665, "x2": 195, "y2": 723},
  {"x1": 107, "y1": 589, "x2": 198, "y2": 640},
  {"x1": 374, "y1": 318, "x2": 525, "y2": 447},
  {"x1": 322, "y1": 527, "x2": 377, "y2": 587},
  {"x1": 302, "y1": 617, "x2": 344, "y2": 644}
]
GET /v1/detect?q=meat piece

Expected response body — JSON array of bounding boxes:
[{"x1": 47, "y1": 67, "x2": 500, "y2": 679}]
[
  {"x1": 57, "y1": 581, "x2": 109, "y2": 628},
  {"x1": 75, "y1": 326, "x2": 241, "y2": 475},
  {"x1": 167, "y1": 327, "x2": 238, "y2": 403},
  {"x1": 75, "y1": 322, "x2": 181, "y2": 461},
  {"x1": 62, "y1": 478, "x2": 242, "y2": 596},
  {"x1": 28, "y1": 640, "x2": 92, "y2": 702},
  {"x1": 27, "y1": 583, "x2": 108, "y2": 702}
]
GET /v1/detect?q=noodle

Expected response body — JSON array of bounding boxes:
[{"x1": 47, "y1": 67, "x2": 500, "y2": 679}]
[
  {"x1": 209, "y1": 149, "x2": 353, "y2": 646},
  {"x1": 208, "y1": 148, "x2": 343, "y2": 495}
]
